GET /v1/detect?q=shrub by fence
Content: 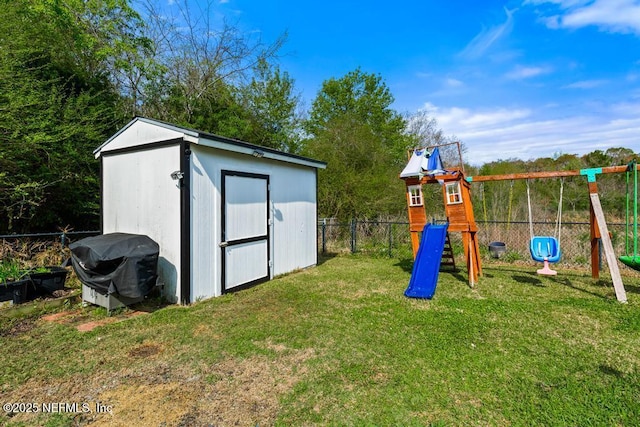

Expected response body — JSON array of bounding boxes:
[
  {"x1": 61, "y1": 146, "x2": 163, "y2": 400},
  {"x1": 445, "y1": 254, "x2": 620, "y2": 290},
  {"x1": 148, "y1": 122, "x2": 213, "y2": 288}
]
[{"x1": 0, "y1": 231, "x2": 100, "y2": 268}]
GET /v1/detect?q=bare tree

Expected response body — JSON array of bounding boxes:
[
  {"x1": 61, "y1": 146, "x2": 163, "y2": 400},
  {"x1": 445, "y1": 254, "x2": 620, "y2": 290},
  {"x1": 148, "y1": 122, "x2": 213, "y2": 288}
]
[
  {"x1": 136, "y1": 0, "x2": 286, "y2": 124},
  {"x1": 404, "y1": 109, "x2": 466, "y2": 168}
]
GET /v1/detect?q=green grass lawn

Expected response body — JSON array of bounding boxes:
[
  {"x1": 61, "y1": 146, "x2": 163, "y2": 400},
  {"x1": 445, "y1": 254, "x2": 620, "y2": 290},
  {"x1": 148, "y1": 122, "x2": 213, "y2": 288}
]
[{"x1": 1, "y1": 255, "x2": 639, "y2": 426}]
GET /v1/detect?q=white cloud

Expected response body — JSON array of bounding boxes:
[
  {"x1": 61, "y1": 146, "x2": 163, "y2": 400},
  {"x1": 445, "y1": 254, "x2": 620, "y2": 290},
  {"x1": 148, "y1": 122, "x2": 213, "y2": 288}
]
[
  {"x1": 459, "y1": 7, "x2": 515, "y2": 59},
  {"x1": 562, "y1": 79, "x2": 608, "y2": 88},
  {"x1": 505, "y1": 65, "x2": 553, "y2": 79},
  {"x1": 445, "y1": 78, "x2": 464, "y2": 87},
  {"x1": 428, "y1": 104, "x2": 531, "y2": 131},
  {"x1": 529, "y1": 0, "x2": 640, "y2": 35},
  {"x1": 524, "y1": 0, "x2": 586, "y2": 5},
  {"x1": 423, "y1": 101, "x2": 640, "y2": 165}
]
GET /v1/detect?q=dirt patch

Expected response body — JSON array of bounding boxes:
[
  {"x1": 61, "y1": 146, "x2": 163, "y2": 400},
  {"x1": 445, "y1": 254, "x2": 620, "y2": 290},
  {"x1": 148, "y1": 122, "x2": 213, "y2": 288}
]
[
  {"x1": 89, "y1": 382, "x2": 193, "y2": 427},
  {"x1": 41, "y1": 311, "x2": 76, "y2": 323},
  {"x1": 2, "y1": 345, "x2": 315, "y2": 426},
  {"x1": 0, "y1": 317, "x2": 36, "y2": 337},
  {"x1": 89, "y1": 347, "x2": 315, "y2": 426},
  {"x1": 41, "y1": 309, "x2": 92, "y2": 326},
  {"x1": 127, "y1": 343, "x2": 163, "y2": 358},
  {"x1": 41, "y1": 309, "x2": 149, "y2": 332}
]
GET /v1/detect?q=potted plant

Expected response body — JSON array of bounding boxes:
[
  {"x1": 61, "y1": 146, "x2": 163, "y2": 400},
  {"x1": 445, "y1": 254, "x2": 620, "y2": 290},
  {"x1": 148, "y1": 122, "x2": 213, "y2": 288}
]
[
  {"x1": 0, "y1": 259, "x2": 31, "y2": 305},
  {"x1": 27, "y1": 265, "x2": 69, "y2": 296}
]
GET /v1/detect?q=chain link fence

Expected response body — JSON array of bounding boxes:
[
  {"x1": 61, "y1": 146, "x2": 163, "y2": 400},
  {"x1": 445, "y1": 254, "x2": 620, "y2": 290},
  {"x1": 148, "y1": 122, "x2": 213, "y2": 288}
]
[
  {"x1": 317, "y1": 218, "x2": 415, "y2": 259},
  {"x1": 318, "y1": 218, "x2": 640, "y2": 274},
  {"x1": 2, "y1": 224, "x2": 638, "y2": 274}
]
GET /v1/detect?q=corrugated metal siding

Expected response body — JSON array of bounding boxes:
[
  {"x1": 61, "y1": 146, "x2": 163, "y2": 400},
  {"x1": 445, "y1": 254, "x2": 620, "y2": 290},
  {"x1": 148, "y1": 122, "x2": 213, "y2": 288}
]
[{"x1": 102, "y1": 145, "x2": 182, "y2": 303}]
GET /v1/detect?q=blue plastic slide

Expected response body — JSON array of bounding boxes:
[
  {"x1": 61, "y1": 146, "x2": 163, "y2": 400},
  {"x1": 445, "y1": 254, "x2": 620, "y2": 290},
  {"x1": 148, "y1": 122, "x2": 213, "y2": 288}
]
[{"x1": 404, "y1": 223, "x2": 449, "y2": 299}]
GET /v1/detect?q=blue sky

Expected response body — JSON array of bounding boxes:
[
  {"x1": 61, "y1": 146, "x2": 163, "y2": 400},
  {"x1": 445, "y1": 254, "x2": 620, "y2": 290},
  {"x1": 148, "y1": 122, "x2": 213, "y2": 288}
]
[{"x1": 190, "y1": 0, "x2": 640, "y2": 165}]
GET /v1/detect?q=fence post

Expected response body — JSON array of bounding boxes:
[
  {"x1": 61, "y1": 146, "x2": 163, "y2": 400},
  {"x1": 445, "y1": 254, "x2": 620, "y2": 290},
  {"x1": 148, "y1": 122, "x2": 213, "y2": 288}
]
[
  {"x1": 388, "y1": 222, "x2": 393, "y2": 257},
  {"x1": 60, "y1": 232, "x2": 66, "y2": 248},
  {"x1": 321, "y1": 219, "x2": 326, "y2": 254},
  {"x1": 351, "y1": 219, "x2": 357, "y2": 253}
]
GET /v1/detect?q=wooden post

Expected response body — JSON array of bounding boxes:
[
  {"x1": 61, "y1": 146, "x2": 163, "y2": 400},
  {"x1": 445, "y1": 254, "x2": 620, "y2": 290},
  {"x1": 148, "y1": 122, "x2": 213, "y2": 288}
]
[
  {"x1": 472, "y1": 232, "x2": 481, "y2": 284},
  {"x1": 463, "y1": 231, "x2": 481, "y2": 286},
  {"x1": 410, "y1": 231, "x2": 420, "y2": 258},
  {"x1": 462, "y1": 232, "x2": 472, "y2": 286}
]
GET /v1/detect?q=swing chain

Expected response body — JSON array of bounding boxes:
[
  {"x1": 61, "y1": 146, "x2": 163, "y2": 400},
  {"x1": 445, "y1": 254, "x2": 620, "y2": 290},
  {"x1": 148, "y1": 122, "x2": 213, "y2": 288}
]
[
  {"x1": 527, "y1": 178, "x2": 564, "y2": 243},
  {"x1": 527, "y1": 179, "x2": 534, "y2": 240},
  {"x1": 507, "y1": 180, "x2": 514, "y2": 231},
  {"x1": 555, "y1": 178, "x2": 564, "y2": 242}
]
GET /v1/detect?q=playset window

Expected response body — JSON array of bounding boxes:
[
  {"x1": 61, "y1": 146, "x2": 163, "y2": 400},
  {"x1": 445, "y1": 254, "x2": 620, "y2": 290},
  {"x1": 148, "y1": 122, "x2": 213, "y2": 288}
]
[
  {"x1": 408, "y1": 185, "x2": 423, "y2": 207},
  {"x1": 446, "y1": 182, "x2": 462, "y2": 205}
]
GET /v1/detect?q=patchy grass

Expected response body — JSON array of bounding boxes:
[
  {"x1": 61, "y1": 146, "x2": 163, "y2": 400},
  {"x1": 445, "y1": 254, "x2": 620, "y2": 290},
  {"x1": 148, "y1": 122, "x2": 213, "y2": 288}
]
[{"x1": 0, "y1": 255, "x2": 638, "y2": 426}]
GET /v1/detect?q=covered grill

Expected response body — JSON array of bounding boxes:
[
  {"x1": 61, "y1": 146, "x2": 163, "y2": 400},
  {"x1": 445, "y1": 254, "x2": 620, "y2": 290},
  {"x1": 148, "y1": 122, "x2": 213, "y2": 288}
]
[{"x1": 70, "y1": 233, "x2": 159, "y2": 310}]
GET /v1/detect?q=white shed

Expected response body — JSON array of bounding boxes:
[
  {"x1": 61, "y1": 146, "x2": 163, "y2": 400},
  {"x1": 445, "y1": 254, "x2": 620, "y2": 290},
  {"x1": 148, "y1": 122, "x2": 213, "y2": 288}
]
[{"x1": 95, "y1": 117, "x2": 326, "y2": 304}]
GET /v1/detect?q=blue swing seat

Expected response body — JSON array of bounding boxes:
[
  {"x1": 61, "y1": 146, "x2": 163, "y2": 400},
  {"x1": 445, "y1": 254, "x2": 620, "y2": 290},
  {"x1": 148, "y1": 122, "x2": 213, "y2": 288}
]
[{"x1": 529, "y1": 236, "x2": 561, "y2": 263}]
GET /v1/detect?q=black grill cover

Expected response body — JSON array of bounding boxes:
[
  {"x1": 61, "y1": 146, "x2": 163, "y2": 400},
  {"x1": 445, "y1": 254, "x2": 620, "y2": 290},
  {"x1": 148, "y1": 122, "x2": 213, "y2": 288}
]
[{"x1": 70, "y1": 233, "x2": 159, "y2": 298}]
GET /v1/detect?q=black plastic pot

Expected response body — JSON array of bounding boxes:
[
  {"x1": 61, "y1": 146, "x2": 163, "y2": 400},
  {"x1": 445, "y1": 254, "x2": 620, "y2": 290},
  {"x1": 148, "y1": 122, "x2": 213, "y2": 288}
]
[
  {"x1": 0, "y1": 279, "x2": 30, "y2": 305},
  {"x1": 488, "y1": 241, "x2": 507, "y2": 259},
  {"x1": 28, "y1": 267, "x2": 68, "y2": 296}
]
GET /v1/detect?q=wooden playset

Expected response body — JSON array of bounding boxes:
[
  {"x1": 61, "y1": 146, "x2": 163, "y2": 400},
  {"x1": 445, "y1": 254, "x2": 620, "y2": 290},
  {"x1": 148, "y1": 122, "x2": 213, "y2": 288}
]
[
  {"x1": 400, "y1": 153, "x2": 481, "y2": 286},
  {"x1": 400, "y1": 145, "x2": 635, "y2": 303}
]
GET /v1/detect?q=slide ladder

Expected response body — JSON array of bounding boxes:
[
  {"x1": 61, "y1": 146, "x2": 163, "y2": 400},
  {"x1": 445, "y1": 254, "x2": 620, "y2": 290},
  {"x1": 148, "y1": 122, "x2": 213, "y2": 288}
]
[
  {"x1": 405, "y1": 223, "x2": 449, "y2": 299},
  {"x1": 440, "y1": 232, "x2": 456, "y2": 271}
]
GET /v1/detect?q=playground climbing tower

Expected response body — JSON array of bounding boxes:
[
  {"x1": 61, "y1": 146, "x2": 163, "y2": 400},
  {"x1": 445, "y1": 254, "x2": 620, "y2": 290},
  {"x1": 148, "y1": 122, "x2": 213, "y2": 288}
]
[{"x1": 400, "y1": 147, "x2": 481, "y2": 286}]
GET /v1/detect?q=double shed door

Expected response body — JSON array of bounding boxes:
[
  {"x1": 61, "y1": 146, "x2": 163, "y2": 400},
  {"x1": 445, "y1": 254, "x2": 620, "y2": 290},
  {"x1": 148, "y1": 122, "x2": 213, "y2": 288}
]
[{"x1": 221, "y1": 171, "x2": 270, "y2": 293}]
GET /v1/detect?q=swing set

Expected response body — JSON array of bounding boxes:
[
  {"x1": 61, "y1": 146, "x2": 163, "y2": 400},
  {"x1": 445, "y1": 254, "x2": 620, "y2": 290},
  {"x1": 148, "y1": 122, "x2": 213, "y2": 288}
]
[
  {"x1": 527, "y1": 178, "x2": 563, "y2": 275},
  {"x1": 480, "y1": 177, "x2": 565, "y2": 274},
  {"x1": 400, "y1": 147, "x2": 634, "y2": 303},
  {"x1": 619, "y1": 160, "x2": 640, "y2": 271},
  {"x1": 468, "y1": 166, "x2": 633, "y2": 303}
]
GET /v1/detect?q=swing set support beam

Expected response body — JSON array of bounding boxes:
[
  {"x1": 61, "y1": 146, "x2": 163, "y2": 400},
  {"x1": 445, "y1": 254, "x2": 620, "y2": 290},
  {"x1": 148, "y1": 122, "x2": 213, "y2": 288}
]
[
  {"x1": 466, "y1": 164, "x2": 636, "y2": 303},
  {"x1": 465, "y1": 164, "x2": 635, "y2": 183},
  {"x1": 590, "y1": 189, "x2": 627, "y2": 303}
]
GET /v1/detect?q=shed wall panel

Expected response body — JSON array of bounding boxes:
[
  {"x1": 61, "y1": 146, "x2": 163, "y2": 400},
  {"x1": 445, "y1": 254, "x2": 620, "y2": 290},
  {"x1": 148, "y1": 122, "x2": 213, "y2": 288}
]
[
  {"x1": 101, "y1": 145, "x2": 182, "y2": 303},
  {"x1": 190, "y1": 147, "x2": 219, "y2": 299},
  {"x1": 190, "y1": 146, "x2": 317, "y2": 299},
  {"x1": 270, "y1": 167, "x2": 318, "y2": 275}
]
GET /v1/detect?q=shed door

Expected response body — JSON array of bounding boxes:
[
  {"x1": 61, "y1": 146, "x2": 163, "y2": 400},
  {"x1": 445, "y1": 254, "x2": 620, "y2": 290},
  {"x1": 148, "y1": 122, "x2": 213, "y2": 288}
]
[{"x1": 221, "y1": 171, "x2": 270, "y2": 292}]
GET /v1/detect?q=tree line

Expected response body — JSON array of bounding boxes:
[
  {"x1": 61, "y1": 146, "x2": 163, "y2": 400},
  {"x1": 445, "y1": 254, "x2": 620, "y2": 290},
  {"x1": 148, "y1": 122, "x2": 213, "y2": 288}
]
[
  {"x1": 465, "y1": 148, "x2": 638, "y2": 226},
  {"x1": 0, "y1": 0, "x2": 636, "y2": 235}
]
